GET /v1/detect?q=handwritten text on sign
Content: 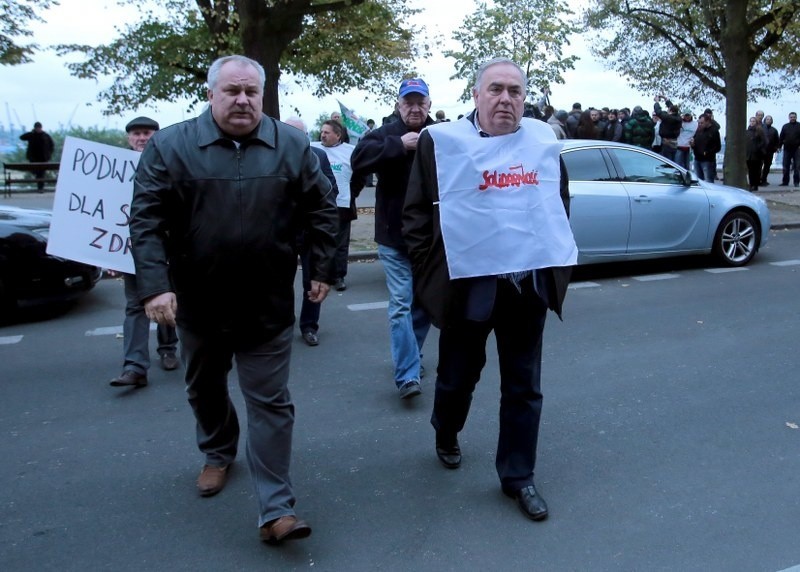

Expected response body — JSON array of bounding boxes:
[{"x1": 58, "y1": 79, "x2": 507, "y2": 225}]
[{"x1": 46, "y1": 136, "x2": 140, "y2": 273}]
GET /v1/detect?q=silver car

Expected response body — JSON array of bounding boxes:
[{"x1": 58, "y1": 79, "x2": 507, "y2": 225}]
[{"x1": 561, "y1": 141, "x2": 770, "y2": 267}]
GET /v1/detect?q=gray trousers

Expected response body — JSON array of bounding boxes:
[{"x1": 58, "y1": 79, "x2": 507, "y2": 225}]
[
  {"x1": 123, "y1": 273, "x2": 177, "y2": 374},
  {"x1": 179, "y1": 325, "x2": 296, "y2": 526}
]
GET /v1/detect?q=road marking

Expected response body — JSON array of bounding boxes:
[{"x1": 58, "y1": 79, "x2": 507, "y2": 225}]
[
  {"x1": 631, "y1": 273, "x2": 680, "y2": 282},
  {"x1": 704, "y1": 267, "x2": 748, "y2": 274},
  {"x1": 569, "y1": 281, "x2": 601, "y2": 289},
  {"x1": 0, "y1": 335, "x2": 23, "y2": 345},
  {"x1": 771, "y1": 259, "x2": 800, "y2": 266},
  {"x1": 85, "y1": 323, "x2": 158, "y2": 336},
  {"x1": 86, "y1": 326, "x2": 123, "y2": 336},
  {"x1": 348, "y1": 301, "x2": 389, "y2": 311}
]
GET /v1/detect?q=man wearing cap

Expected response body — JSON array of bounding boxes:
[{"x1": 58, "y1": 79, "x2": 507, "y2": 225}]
[
  {"x1": 403, "y1": 57, "x2": 577, "y2": 521},
  {"x1": 109, "y1": 116, "x2": 180, "y2": 388},
  {"x1": 351, "y1": 77, "x2": 434, "y2": 399}
]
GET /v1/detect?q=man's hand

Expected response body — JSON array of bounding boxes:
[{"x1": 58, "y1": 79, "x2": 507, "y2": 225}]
[
  {"x1": 401, "y1": 132, "x2": 420, "y2": 151},
  {"x1": 307, "y1": 280, "x2": 330, "y2": 303},
  {"x1": 144, "y1": 292, "x2": 178, "y2": 327}
]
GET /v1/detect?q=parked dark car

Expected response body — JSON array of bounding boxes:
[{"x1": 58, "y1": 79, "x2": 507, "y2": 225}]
[{"x1": 0, "y1": 206, "x2": 101, "y2": 314}]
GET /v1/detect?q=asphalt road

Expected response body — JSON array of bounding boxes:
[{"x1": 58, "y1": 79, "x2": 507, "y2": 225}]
[{"x1": 1, "y1": 230, "x2": 800, "y2": 571}]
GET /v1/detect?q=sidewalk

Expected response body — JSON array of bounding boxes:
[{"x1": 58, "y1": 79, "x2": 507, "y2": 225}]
[{"x1": 2, "y1": 182, "x2": 799, "y2": 260}]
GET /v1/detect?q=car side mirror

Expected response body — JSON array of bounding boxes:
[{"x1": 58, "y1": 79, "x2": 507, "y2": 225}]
[{"x1": 681, "y1": 170, "x2": 694, "y2": 186}]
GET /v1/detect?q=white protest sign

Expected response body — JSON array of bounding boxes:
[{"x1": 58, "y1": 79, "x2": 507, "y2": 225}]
[{"x1": 46, "y1": 136, "x2": 140, "y2": 273}]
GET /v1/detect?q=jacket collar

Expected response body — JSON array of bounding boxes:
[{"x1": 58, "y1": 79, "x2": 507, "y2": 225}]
[{"x1": 196, "y1": 107, "x2": 276, "y2": 148}]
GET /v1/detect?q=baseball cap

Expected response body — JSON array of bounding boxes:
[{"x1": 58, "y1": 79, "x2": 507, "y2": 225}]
[
  {"x1": 399, "y1": 78, "x2": 429, "y2": 98},
  {"x1": 126, "y1": 116, "x2": 160, "y2": 132}
]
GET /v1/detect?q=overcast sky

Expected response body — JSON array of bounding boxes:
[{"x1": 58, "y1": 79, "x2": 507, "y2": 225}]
[{"x1": 2, "y1": 0, "x2": 798, "y2": 135}]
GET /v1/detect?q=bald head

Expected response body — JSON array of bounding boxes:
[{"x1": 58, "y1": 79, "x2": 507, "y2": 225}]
[{"x1": 284, "y1": 116, "x2": 307, "y2": 132}]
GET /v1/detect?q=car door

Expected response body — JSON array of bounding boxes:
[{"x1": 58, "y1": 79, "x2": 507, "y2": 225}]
[
  {"x1": 611, "y1": 148, "x2": 710, "y2": 254},
  {"x1": 561, "y1": 146, "x2": 630, "y2": 261}
]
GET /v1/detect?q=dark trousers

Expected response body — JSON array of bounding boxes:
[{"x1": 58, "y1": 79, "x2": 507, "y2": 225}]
[
  {"x1": 782, "y1": 146, "x2": 800, "y2": 185},
  {"x1": 334, "y1": 208, "x2": 352, "y2": 280},
  {"x1": 123, "y1": 273, "x2": 177, "y2": 374},
  {"x1": 180, "y1": 325, "x2": 296, "y2": 526},
  {"x1": 298, "y1": 246, "x2": 320, "y2": 334},
  {"x1": 761, "y1": 152, "x2": 775, "y2": 184},
  {"x1": 32, "y1": 168, "x2": 47, "y2": 191},
  {"x1": 746, "y1": 159, "x2": 762, "y2": 189},
  {"x1": 432, "y1": 277, "x2": 548, "y2": 492}
]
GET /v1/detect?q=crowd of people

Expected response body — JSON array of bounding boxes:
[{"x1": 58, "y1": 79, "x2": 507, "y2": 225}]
[
  {"x1": 107, "y1": 51, "x2": 798, "y2": 549},
  {"x1": 524, "y1": 94, "x2": 800, "y2": 193},
  {"x1": 110, "y1": 53, "x2": 581, "y2": 547}
]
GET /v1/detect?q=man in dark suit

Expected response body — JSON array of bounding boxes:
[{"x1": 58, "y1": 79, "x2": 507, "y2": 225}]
[{"x1": 403, "y1": 57, "x2": 577, "y2": 521}]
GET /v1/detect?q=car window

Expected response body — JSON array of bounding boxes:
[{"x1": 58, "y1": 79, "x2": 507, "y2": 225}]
[
  {"x1": 561, "y1": 148, "x2": 614, "y2": 182},
  {"x1": 612, "y1": 149, "x2": 684, "y2": 184}
]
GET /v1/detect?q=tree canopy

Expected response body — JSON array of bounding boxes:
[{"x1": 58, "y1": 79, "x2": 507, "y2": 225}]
[
  {"x1": 583, "y1": 0, "x2": 800, "y2": 188},
  {"x1": 56, "y1": 0, "x2": 426, "y2": 119},
  {"x1": 445, "y1": 0, "x2": 581, "y2": 102},
  {"x1": 0, "y1": 0, "x2": 57, "y2": 65}
]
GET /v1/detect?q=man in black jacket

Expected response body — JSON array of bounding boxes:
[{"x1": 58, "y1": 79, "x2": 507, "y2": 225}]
[
  {"x1": 779, "y1": 112, "x2": 800, "y2": 187},
  {"x1": 653, "y1": 95, "x2": 682, "y2": 162},
  {"x1": 129, "y1": 55, "x2": 338, "y2": 545},
  {"x1": 403, "y1": 58, "x2": 577, "y2": 522},
  {"x1": 19, "y1": 121, "x2": 54, "y2": 191},
  {"x1": 351, "y1": 78, "x2": 433, "y2": 399}
]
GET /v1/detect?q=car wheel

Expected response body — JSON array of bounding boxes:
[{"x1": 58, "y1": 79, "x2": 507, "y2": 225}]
[{"x1": 712, "y1": 210, "x2": 759, "y2": 267}]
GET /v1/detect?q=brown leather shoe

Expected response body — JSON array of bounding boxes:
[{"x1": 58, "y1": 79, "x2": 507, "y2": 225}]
[
  {"x1": 259, "y1": 515, "x2": 312, "y2": 544},
  {"x1": 109, "y1": 370, "x2": 148, "y2": 387},
  {"x1": 197, "y1": 464, "x2": 229, "y2": 497},
  {"x1": 160, "y1": 352, "x2": 180, "y2": 371}
]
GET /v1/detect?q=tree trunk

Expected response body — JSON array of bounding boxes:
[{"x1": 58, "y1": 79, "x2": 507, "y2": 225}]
[
  {"x1": 236, "y1": 0, "x2": 308, "y2": 120},
  {"x1": 720, "y1": 0, "x2": 751, "y2": 189}
]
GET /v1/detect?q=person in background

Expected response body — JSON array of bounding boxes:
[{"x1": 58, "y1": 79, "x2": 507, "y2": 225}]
[
  {"x1": 548, "y1": 109, "x2": 568, "y2": 140},
  {"x1": 351, "y1": 77, "x2": 434, "y2": 400},
  {"x1": 653, "y1": 95, "x2": 682, "y2": 161},
  {"x1": 313, "y1": 120, "x2": 357, "y2": 293},
  {"x1": 330, "y1": 111, "x2": 351, "y2": 143},
  {"x1": 19, "y1": 121, "x2": 55, "y2": 191},
  {"x1": 284, "y1": 116, "x2": 340, "y2": 347},
  {"x1": 403, "y1": 57, "x2": 577, "y2": 522},
  {"x1": 689, "y1": 113, "x2": 721, "y2": 183},
  {"x1": 129, "y1": 54, "x2": 338, "y2": 544},
  {"x1": 601, "y1": 109, "x2": 622, "y2": 142},
  {"x1": 760, "y1": 115, "x2": 780, "y2": 186},
  {"x1": 364, "y1": 119, "x2": 376, "y2": 186},
  {"x1": 779, "y1": 112, "x2": 800, "y2": 188},
  {"x1": 622, "y1": 106, "x2": 655, "y2": 149},
  {"x1": 745, "y1": 116, "x2": 766, "y2": 192},
  {"x1": 675, "y1": 111, "x2": 697, "y2": 170},
  {"x1": 109, "y1": 116, "x2": 180, "y2": 389}
]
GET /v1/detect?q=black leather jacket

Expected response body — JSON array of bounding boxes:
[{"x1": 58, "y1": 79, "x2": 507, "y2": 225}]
[{"x1": 130, "y1": 109, "x2": 338, "y2": 343}]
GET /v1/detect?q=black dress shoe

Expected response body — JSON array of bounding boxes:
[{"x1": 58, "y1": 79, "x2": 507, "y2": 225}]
[
  {"x1": 435, "y1": 432, "x2": 461, "y2": 469},
  {"x1": 503, "y1": 485, "x2": 549, "y2": 521}
]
